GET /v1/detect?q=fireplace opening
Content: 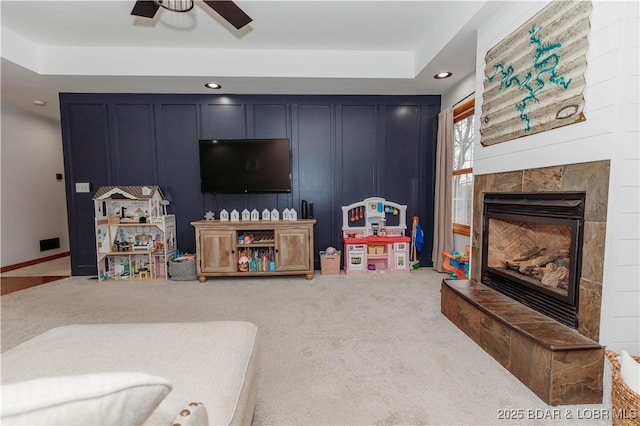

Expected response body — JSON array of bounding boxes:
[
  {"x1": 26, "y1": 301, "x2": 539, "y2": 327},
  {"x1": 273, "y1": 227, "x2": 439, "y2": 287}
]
[{"x1": 481, "y1": 192, "x2": 585, "y2": 328}]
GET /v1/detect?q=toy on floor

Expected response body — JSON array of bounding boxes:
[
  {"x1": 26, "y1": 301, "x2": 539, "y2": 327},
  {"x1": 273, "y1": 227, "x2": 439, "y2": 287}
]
[{"x1": 442, "y1": 249, "x2": 469, "y2": 279}]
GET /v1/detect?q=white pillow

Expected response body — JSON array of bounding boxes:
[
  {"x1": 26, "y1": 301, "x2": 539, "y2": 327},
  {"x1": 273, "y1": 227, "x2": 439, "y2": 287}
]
[
  {"x1": 620, "y1": 350, "x2": 640, "y2": 394},
  {"x1": 1, "y1": 372, "x2": 172, "y2": 425},
  {"x1": 171, "y1": 402, "x2": 209, "y2": 426}
]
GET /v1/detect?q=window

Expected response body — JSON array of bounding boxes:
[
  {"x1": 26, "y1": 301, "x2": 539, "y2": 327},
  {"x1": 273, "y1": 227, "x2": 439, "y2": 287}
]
[{"x1": 452, "y1": 98, "x2": 474, "y2": 236}]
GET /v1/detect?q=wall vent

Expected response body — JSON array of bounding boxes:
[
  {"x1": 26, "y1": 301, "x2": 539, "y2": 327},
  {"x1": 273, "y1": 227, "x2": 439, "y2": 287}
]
[{"x1": 40, "y1": 237, "x2": 60, "y2": 251}]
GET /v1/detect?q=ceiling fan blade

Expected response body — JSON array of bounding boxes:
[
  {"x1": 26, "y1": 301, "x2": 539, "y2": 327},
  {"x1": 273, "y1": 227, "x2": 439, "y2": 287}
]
[
  {"x1": 131, "y1": 1, "x2": 160, "y2": 18},
  {"x1": 203, "y1": 1, "x2": 252, "y2": 30}
]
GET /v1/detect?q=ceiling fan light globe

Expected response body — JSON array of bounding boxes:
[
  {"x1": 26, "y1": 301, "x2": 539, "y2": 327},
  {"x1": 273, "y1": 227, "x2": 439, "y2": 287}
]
[{"x1": 155, "y1": 0, "x2": 194, "y2": 13}]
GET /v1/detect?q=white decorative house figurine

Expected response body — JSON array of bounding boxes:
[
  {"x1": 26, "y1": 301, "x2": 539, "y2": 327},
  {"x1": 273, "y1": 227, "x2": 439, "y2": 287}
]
[
  {"x1": 204, "y1": 211, "x2": 215, "y2": 221},
  {"x1": 230, "y1": 209, "x2": 240, "y2": 222},
  {"x1": 270, "y1": 208, "x2": 279, "y2": 221},
  {"x1": 242, "y1": 209, "x2": 250, "y2": 221},
  {"x1": 262, "y1": 209, "x2": 271, "y2": 220},
  {"x1": 250, "y1": 209, "x2": 259, "y2": 221},
  {"x1": 282, "y1": 208, "x2": 297, "y2": 220},
  {"x1": 219, "y1": 209, "x2": 229, "y2": 221}
]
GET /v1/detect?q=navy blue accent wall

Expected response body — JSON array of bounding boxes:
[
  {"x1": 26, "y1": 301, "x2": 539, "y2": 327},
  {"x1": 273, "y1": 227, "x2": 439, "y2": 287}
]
[{"x1": 60, "y1": 94, "x2": 440, "y2": 276}]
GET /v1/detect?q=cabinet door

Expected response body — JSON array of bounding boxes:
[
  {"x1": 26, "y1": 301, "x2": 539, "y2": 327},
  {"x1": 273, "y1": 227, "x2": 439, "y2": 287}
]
[
  {"x1": 199, "y1": 230, "x2": 236, "y2": 273},
  {"x1": 275, "y1": 227, "x2": 310, "y2": 271}
]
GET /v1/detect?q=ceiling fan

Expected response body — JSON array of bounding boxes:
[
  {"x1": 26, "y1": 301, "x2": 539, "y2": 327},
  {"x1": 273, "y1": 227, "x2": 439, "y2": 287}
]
[{"x1": 131, "y1": 0, "x2": 252, "y2": 30}]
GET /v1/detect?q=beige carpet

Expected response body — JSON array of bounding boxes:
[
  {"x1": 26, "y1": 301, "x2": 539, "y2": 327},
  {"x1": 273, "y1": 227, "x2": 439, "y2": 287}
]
[{"x1": 1, "y1": 269, "x2": 608, "y2": 425}]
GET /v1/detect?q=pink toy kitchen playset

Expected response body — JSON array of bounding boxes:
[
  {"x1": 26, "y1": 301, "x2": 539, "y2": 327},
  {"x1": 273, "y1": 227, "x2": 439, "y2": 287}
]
[{"x1": 342, "y1": 197, "x2": 410, "y2": 274}]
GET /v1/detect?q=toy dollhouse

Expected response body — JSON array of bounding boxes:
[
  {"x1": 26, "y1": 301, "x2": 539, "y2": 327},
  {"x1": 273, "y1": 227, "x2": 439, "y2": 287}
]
[
  {"x1": 341, "y1": 197, "x2": 410, "y2": 274},
  {"x1": 93, "y1": 186, "x2": 175, "y2": 281}
]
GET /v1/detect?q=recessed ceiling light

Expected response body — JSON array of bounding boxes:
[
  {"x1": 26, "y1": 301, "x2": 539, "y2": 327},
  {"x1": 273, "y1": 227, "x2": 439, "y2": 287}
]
[
  {"x1": 205, "y1": 83, "x2": 221, "y2": 89},
  {"x1": 33, "y1": 100, "x2": 47, "y2": 106},
  {"x1": 434, "y1": 72, "x2": 453, "y2": 79}
]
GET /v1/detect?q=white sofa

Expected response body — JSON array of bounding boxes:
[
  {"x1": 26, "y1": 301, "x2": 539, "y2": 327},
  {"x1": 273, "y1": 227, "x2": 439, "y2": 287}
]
[{"x1": 1, "y1": 321, "x2": 258, "y2": 426}]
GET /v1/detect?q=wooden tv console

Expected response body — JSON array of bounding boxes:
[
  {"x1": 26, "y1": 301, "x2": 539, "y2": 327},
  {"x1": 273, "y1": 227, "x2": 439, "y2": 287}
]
[{"x1": 192, "y1": 219, "x2": 316, "y2": 282}]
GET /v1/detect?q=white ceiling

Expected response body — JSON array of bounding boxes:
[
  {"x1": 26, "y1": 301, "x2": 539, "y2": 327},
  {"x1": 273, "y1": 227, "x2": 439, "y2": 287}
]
[{"x1": 1, "y1": 1, "x2": 495, "y2": 121}]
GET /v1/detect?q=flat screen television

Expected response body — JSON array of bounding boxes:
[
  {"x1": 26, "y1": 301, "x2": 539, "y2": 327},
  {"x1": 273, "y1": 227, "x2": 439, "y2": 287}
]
[{"x1": 199, "y1": 138, "x2": 292, "y2": 194}]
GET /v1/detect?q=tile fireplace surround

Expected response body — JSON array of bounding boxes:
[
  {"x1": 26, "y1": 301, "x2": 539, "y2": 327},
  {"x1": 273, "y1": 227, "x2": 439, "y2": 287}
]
[
  {"x1": 473, "y1": 160, "x2": 609, "y2": 340},
  {"x1": 442, "y1": 160, "x2": 610, "y2": 405}
]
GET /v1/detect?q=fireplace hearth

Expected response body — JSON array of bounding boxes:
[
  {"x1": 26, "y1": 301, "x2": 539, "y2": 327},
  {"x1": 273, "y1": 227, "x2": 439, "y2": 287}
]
[{"x1": 481, "y1": 192, "x2": 585, "y2": 328}]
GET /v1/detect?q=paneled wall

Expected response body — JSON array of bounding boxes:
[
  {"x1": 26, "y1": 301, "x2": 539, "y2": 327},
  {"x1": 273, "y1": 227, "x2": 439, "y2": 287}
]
[{"x1": 60, "y1": 94, "x2": 440, "y2": 276}]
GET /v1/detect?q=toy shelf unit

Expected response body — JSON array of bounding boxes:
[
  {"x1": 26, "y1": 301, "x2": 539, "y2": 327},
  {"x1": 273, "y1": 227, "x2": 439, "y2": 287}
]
[
  {"x1": 192, "y1": 219, "x2": 316, "y2": 282},
  {"x1": 93, "y1": 186, "x2": 176, "y2": 281},
  {"x1": 341, "y1": 197, "x2": 410, "y2": 274}
]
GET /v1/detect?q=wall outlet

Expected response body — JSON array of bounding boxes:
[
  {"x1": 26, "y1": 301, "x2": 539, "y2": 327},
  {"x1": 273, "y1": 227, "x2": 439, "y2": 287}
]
[{"x1": 75, "y1": 182, "x2": 91, "y2": 193}]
